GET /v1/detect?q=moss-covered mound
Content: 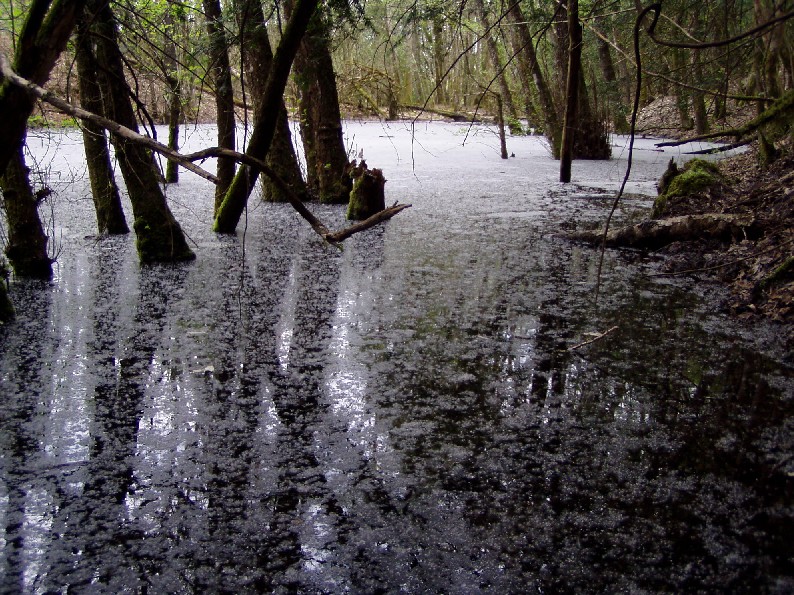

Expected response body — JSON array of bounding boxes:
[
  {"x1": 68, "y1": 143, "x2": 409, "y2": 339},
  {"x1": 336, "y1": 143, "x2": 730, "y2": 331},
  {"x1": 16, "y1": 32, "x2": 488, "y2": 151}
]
[{"x1": 653, "y1": 158, "x2": 728, "y2": 217}]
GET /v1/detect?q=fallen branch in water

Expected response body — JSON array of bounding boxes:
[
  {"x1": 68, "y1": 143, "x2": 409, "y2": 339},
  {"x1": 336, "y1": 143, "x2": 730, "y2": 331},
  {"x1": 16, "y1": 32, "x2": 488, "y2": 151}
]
[
  {"x1": 0, "y1": 52, "x2": 411, "y2": 247},
  {"x1": 569, "y1": 326, "x2": 619, "y2": 351}
]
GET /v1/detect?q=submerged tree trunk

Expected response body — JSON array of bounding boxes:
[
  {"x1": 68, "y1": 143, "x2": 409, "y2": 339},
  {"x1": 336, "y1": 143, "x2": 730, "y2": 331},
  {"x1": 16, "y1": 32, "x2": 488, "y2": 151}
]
[
  {"x1": 0, "y1": 144, "x2": 52, "y2": 278},
  {"x1": 346, "y1": 161, "x2": 385, "y2": 220},
  {"x1": 75, "y1": 14, "x2": 128, "y2": 235},
  {"x1": 290, "y1": 4, "x2": 350, "y2": 204},
  {"x1": 213, "y1": 0, "x2": 319, "y2": 233},
  {"x1": 236, "y1": 0, "x2": 307, "y2": 205},
  {"x1": 89, "y1": 0, "x2": 194, "y2": 262},
  {"x1": 559, "y1": 0, "x2": 581, "y2": 183},
  {"x1": 203, "y1": 0, "x2": 236, "y2": 212}
]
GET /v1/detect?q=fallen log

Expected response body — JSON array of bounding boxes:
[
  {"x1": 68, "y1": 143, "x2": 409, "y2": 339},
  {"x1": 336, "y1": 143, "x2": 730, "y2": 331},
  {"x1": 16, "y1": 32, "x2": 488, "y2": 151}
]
[{"x1": 567, "y1": 213, "x2": 757, "y2": 250}]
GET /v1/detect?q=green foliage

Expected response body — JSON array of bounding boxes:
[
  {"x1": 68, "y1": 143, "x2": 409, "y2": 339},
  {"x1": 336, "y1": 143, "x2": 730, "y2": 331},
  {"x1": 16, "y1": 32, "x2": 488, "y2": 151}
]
[
  {"x1": 653, "y1": 159, "x2": 722, "y2": 217},
  {"x1": 27, "y1": 114, "x2": 78, "y2": 128}
]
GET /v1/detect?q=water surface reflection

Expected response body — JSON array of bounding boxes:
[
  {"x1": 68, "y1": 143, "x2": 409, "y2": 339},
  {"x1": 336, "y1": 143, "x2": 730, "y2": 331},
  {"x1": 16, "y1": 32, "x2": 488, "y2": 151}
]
[{"x1": 1, "y1": 123, "x2": 791, "y2": 592}]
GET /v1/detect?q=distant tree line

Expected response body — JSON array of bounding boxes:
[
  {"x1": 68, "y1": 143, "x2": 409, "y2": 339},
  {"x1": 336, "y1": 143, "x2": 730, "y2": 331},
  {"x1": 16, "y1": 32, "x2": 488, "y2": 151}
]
[{"x1": 0, "y1": 0, "x2": 792, "y2": 321}]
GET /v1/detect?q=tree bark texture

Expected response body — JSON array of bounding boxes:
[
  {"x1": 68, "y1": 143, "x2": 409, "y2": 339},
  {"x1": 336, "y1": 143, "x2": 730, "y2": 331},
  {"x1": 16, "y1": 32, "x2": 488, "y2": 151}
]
[
  {"x1": 0, "y1": 144, "x2": 52, "y2": 278},
  {"x1": 89, "y1": 0, "x2": 194, "y2": 262},
  {"x1": 214, "y1": 0, "x2": 319, "y2": 233},
  {"x1": 0, "y1": 0, "x2": 88, "y2": 174},
  {"x1": 75, "y1": 15, "x2": 129, "y2": 235},
  {"x1": 290, "y1": 4, "x2": 350, "y2": 204},
  {"x1": 432, "y1": 15, "x2": 447, "y2": 105},
  {"x1": 346, "y1": 162, "x2": 385, "y2": 220},
  {"x1": 163, "y1": 3, "x2": 183, "y2": 184},
  {"x1": 236, "y1": 0, "x2": 307, "y2": 205},
  {"x1": 204, "y1": 0, "x2": 236, "y2": 212}
]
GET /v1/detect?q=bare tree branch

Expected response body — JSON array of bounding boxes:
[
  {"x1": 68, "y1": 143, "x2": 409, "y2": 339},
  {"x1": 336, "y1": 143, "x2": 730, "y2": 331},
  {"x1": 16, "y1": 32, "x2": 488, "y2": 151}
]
[{"x1": 0, "y1": 52, "x2": 411, "y2": 246}]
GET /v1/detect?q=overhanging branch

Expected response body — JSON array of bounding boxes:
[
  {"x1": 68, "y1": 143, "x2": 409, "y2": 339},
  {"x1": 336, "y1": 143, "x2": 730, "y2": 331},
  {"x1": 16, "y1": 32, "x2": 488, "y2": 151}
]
[{"x1": 0, "y1": 52, "x2": 411, "y2": 246}]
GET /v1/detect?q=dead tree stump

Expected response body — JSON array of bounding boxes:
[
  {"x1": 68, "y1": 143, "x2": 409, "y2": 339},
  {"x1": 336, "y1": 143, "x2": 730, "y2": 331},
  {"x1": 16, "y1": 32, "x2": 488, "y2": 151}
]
[{"x1": 346, "y1": 160, "x2": 386, "y2": 220}]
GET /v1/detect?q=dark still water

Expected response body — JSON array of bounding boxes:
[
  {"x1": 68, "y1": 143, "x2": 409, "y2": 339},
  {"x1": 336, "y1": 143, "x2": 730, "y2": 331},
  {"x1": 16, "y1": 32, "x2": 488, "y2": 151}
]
[{"x1": 1, "y1": 123, "x2": 792, "y2": 593}]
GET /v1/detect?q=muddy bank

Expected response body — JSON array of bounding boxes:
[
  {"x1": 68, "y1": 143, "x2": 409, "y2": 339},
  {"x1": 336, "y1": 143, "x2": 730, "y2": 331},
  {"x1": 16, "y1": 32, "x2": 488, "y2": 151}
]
[{"x1": 652, "y1": 144, "x2": 794, "y2": 345}]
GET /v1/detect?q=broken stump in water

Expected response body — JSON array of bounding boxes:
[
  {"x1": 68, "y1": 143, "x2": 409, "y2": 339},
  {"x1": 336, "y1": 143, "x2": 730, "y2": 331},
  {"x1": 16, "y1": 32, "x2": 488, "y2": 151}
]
[{"x1": 346, "y1": 160, "x2": 386, "y2": 220}]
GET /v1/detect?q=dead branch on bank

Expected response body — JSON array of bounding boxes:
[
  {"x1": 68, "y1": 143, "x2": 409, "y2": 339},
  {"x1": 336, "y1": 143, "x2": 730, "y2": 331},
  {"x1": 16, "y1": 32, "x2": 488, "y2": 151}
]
[
  {"x1": 0, "y1": 53, "x2": 410, "y2": 247},
  {"x1": 655, "y1": 89, "x2": 794, "y2": 148}
]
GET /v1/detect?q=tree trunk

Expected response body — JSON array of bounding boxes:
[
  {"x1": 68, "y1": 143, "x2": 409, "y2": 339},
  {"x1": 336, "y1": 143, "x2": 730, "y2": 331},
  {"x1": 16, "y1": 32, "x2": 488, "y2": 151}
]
[
  {"x1": 496, "y1": 93, "x2": 508, "y2": 159},
  {"x1": 432, "y1": 14, "x2": 447, "y2": 105},
  {"x1": 692, "y1": 50, "x2": 709, "y2": 135},
  {"x1": 203, "y1": 0, "x2": 236, "y2": 212},
  {"x1": 0, "y1": 0, "x2": 88, "y2": 175},
  {"x1": 289, "y1": 3, "x2": 350, "y2": 204},
  {"x1": 559, "y1": 0, "x2": 581, "y2": 183},
  {"x1": 163, "y1": 3, "x2": 183, "y2": 184},
  {"x1": 75, "y1": 14, "x2": 129, "y2": 235},
  {"x1": 0, "y1": 144, "x2": 52, "y2": 278},
  {"x1": 346, "y1": 162, "x2": 385, "y2": 220},
  {"x1": 508, "y1": 2, "x2": 561, "y2": 155},
  {"x1": 236, "y1": 0, "x2": 307, "y2": 205},
  {"x1": 89, "y1": 0, "x2": 194, "y2": 262},
  {"x1": 213, "y1": 0, "x2": 319, "y2": 233}
]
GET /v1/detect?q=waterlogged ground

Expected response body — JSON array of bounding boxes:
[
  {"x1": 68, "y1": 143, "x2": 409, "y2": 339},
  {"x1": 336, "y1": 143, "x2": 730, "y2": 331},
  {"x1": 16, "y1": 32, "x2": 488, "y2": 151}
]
[{"x1": 1, "y1": 122, "x2": 792, "y2": 593}]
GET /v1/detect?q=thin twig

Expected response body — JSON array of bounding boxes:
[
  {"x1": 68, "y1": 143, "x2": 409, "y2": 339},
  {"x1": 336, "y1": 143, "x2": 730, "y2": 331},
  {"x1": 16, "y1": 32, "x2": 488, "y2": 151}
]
[{"x1": 569, "y1": 326, "x2": 619, "y2": 351}]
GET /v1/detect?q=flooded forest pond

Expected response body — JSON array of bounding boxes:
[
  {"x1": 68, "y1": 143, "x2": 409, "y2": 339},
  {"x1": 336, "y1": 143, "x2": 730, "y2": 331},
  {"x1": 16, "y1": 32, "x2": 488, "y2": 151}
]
[{"x1": 1, "y1": 122, "x2": 792, "y2": 592}]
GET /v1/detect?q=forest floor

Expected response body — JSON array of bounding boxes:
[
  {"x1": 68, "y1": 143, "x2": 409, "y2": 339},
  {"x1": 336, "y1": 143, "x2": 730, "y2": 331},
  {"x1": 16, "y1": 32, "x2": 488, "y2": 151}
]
[{"x1": 652, "y1": 140, "x2": 793, "y2": 350}]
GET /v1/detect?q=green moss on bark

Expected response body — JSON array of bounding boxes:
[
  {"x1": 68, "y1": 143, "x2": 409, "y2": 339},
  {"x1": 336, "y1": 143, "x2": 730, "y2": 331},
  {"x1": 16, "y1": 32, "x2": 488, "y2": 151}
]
[
  {"x1": 653, "y1": 158, "x2": 722, "y2": 217},
  {"x1": 133, "y1": 217, "x2": 195, "y2": 263}
]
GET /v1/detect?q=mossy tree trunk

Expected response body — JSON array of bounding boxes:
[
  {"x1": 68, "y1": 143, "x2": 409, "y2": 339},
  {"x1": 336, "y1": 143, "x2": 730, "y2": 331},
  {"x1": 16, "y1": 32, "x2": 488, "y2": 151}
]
[
  {"x1": 213, "y1": 0, "x2": 318, "y2": 234},
  {"x1": 346, "y1": 162, "x2": 385, "y2": 221},
  {"x1": 203, "y1": 0, "x2": 237, "y2": 213},
  {"x1": 0, "y1": 144, "x2": 52, "y2": 278},
  {"x1": 432, "y1": 14, "x2": 447, "y2": 106},
  {"x1": 75, "y1": 13, "x2": 128, "y2": 235},
  {"x1": 236, "y1": 0, "x2": 307, "y2": 205},
  {"x1": 289, "y1": 3, "x2": 350, "y2": 204},
  {"x1": 163, "y1": 2, "x2": 183, "y2": 184},
  {"x1": 89, "y1": 0, "x2": 194, "y2": 262}
]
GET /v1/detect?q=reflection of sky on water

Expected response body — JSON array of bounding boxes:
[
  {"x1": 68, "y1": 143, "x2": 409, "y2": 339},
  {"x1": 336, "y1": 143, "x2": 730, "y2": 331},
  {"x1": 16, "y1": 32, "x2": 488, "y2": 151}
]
[{"x1": 0, "y1": 122, "x2": 789, "y2": 593}]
